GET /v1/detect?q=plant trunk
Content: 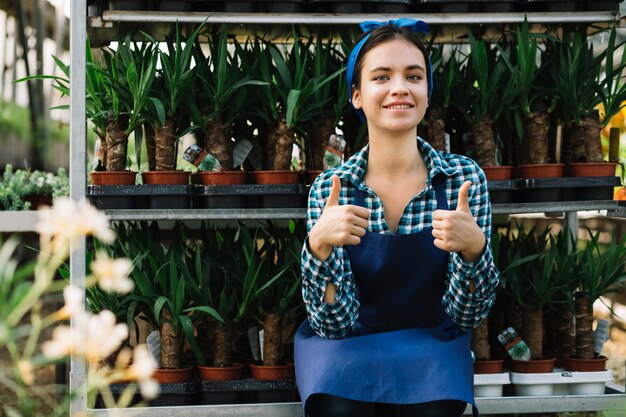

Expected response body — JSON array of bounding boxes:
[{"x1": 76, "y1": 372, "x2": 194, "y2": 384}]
[
  {"x1": 154, "y1": 118, "x2": 177, "y2": 171},
  {"x1": 105, "y1": 116, "x2": 129, "y2": 171},
  {"x1": 543, "y1": 309, "x2": 558, "y2": 359},
  {"x1": 145, "y1": 123, "x2": 156, "y2": 171},
  {"x1": 309, "y1": 117, "x2": 335, "y2": 171},
  {"x1": 204, "y1": 118, "x2": 233, "y2": 170},
  {"x1": 472, "y1": 115, "x2": 497, "y2": 167},
  {"x1": 555, "y1": 302, "x2": 576, "y2": 359},
  {"x1": 272, "y1": 117, "x2": 296, "y2": 170},
  {"x1": 583, "y1": 112, "x2": 603, "y2": 162},
  {"x1": 263, "y1": 312, "x2": 282, "y2": 366},
  {"x1": 563, "y1": 120, "x2": 587, "y2": 163},
  {"x1": 524, "y1": 111, "x2": 549, "y2": 164},
  {"x1": 265, "y1": 123, "x2": 277, "y2": 170},
  {"x1": 506, "y1": 296, "x2": 524, "y2": 336},
  {"x1": 160, "y1": 309, "x2": 181, "y2": 369},
  {"x1": 522, "y1": 304, "x2": 543, "y2": 359},
  {"x1": 575, "y1": 292, "x2": 594, "y2": 359},
  {"x1": 471, "y1": 316, "x2": 491, "y2": 361},
  {"x1": 96, "y1": 131, "x2": 107, "y2": 169},
  {"x1": 211, "y1": 322, "x2": 233, "y2": 367},
  {"x1": 426, "y1": 106, "x2": 447, "y2": 152},
  {"x1": 488, "y1": 296, "x2": 507, "y2": 360}
]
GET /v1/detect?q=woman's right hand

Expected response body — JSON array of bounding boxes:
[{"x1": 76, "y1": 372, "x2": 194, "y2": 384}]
[{"x1": 308, "y1": 175, "x2": 370, "y2": 262}]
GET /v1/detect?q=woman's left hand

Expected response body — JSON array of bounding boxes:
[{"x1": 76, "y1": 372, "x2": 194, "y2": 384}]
[{"x1": 431, "y1": 181, "x2": 486, "y2": 262}]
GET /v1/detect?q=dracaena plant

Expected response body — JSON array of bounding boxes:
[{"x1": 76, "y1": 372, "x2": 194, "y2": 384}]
[
  {"x1": 256, "y1": 33, "x2": 344, "y2": 170},
  {"x1": 190, "y1": 25, "x2": 269, "y2": 171},
  {"x1": 460, "y1": 34, "x2": 518, "y2": 167},
  {"x1": 574, "y1": 230, "x2": 626, "y2": 359},
  {"x1": 147, "y1": 22, "x2": 204, "y2": 171}
]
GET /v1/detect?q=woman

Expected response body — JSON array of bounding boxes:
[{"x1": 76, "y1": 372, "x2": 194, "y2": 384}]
[{"x1": 294, "y1": 18, "x2": 499, "y2": 417}]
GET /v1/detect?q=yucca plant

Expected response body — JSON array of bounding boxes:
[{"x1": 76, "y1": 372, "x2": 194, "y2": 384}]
[
  {"x1": 257, "y1": 33, "x2": 344, "y2": 170},
  {"x1": 510, "y1": 18, "x2": 555, "y2": 165},
  {"x1": 253, "y1": 222, "x2": 304, "y2": 366},
  {"x1": 147, "y1": 23, "x2": 203, "y2": 171},
  {"x1": 191, "y1": 25, "x2": 268, "y2": 170},
  {"x1": 574, "y1": 231, "x2": 626, "y2": 359},
  {"x1": 427, "y1": 44, "x2": 464, "y2": 152},
  {"x1": 452, "y1": 34, "x2": 518, "y2": 167},
  {"x1": 303, "y1": 37, "x2": 347, "y2": 171}
]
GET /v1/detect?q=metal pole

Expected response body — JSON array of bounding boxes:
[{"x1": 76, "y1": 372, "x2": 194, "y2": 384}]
[
  {"x1": 69, "y1": 0, "x2": 87, "y2": 416},
  {"x1": 0, "y1": 11, "x2": 7, "y2": 100}
]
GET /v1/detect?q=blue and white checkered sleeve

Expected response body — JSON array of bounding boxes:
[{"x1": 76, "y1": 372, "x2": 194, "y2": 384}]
[
  {"x1": 443, "y1": 162, "x2": 500, "y2": 332},
  {"x1": 301, "y1": 175, "x2": 359, "y2": 339}
]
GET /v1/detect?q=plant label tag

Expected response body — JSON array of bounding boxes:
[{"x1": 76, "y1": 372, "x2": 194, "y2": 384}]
[
  {"x1": 147, "y1": 330, "x2": 161, "y2": 368},
  {"x1": 259, "y1": 329, "x2": 265, "y2": 362},
  {"x1": 248, "y1": 326, "x2": 261, "y2": 362}
]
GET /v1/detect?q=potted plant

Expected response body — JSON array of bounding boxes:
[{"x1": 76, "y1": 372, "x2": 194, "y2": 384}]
[
  {"x1": 251, "y1": 34, "x2": 343, "y2": 183},
  {"x1": 190, "y1": 25, "x2": 268, "y2": 184},
  {"x1": 142, "y1": 23, "x2": 204, "y2": 185},
  {"x1": 567, "y1": 230, "x2": 626, "y2": 371},
  {"x1": 451, "y1": 33, "x2": 517, "y2": 180},
  {"x1": 249, "y1": 224, "x2": 302, "y2": 381}
]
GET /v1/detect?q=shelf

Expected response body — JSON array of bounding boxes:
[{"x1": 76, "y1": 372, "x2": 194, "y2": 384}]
[
  {"x1": 87, "y1": 390, "x2": 626, "y2": 416},
  {"x1": 2, "y1": 201, "x2": 623, "y2": 232},
  {"x1": 87, "y1": 11, "x2": 618, "y2": 43}
]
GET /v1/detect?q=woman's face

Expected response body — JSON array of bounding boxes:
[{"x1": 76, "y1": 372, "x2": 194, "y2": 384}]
[{"x1": 352, "y1": 38, "x2": 429, "y2": 135}]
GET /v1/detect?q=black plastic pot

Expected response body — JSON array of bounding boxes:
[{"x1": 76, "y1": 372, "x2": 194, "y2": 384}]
[
  {"x1": 574, "y1": 176, "x2": 621, "y2": 201},
  {"x1": 157, "y1": 0, "x2": 191, "y2": 11},
  {"x1": 520, "y1": 178, "x2": 564, "y2": 203},
  {"x1": 420, "y1": 0, "x2": 477, "y2": 13},
  {"x1": 481, "y1": 0, "x2": 518, "y2": 12},
  {"x1": 487, "y1": 179, "x2": 522, "y2": 204},
  {"x1": 195, "y1": 185, "x2": 249, "y2": 209},
  {"x1": 191, "y1": 0, "x2": 222, "y2": 11},
  {"x1": 108, "y1": 0, "x2": 147, "y2": 10},
  {"x1": 307, "y1": 0, "x2": 377, "y2": 13},
  {"x1": 151, "y1": 382, "x2": 197, "y2": 406},
  {"x1": 264, "y1": 0, "x2": 304, "y2": 12},
  {"x1": 87, "y1": 185, "x2": 146, "y2": 210},
  {"x1": 523, "y1": 0, "x2": 579, "y2": 12},
  {"x1": 585, "y1": 0, "x2": 620, "y2": 11},
  {"x1": 196, "y1": 378, "x2": 297, "y2": 405},
  {"x1": 143, "y1": 185, "x2": 194, "y2": 209},
  {"x1": 246, "y1": 184, "x2": 307, "y2": 208},
  {"x1": 94, "y1": 383, "x2": 141, "y2": 408},
  {"x1": 377, "y1": 0, "x2": 411, "y2": 13},
  {"x1": 222, "y1": 1, "x2": 257, "y2": 12},
  {"x1": 88, "y1": 0, "x2": 106, "y2": 16}
]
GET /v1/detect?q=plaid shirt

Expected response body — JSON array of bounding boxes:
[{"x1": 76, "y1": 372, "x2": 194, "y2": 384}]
[{"x1": 301, "y1": 137, "x2": 500, "y2": 339}]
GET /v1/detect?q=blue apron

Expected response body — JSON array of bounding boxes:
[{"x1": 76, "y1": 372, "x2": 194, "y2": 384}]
[{"x1": 295, "y1": 174, "x2": 478, "y2": 416}]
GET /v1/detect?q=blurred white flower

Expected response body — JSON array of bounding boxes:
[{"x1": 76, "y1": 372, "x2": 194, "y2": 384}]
[
  {"x1": 36, "y1": 198, "x2": 115, "y2": 254},
  {"x1": 92, "y1": 254, "x2": 134, "y2": 294},
  {"x1": 17, "y1": 360, "x2": 34, "y2": 385},
  {"x1": 42, "y1": 310, "x2": 128, "y2": 363},
  {"x1": 55, "y1": 285, "x2": 85, "y2": 320},
  {"x1": 127, "y1": 345, "x2": 159, "y2": 400}
]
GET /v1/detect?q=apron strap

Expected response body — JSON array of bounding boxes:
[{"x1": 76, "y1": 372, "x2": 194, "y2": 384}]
[{"x1": 352, "y1": 173, "x2": 450, "y2": 210}]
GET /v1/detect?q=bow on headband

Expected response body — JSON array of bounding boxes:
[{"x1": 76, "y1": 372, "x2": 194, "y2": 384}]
[{"x1": 347, "y1": 18, "x2": 433, "y2": 123}]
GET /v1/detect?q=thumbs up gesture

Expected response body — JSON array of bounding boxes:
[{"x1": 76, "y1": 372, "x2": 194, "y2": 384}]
[
  {"x1": 309, "y1": 175, "x2": 371, "y2": 262},
  {"x1": 432, "y1": 181, "x2": 486, "y2": 262}
]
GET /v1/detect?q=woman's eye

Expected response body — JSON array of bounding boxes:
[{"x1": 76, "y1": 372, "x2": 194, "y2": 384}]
[
  {"x1": 407, "y1": 74, "x2": 423, "y2": 81},
  {"x1": 374, "y1": 75, "x2": 389, "y2": 81}
]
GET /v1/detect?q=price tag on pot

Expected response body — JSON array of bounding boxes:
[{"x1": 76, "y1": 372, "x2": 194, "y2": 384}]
[
  {"x1": 248, "y1": 326, "x2": 261, "y2": 362},
  {"x1": 147, "y1": 330, "x2": 161, "y2": 368}
]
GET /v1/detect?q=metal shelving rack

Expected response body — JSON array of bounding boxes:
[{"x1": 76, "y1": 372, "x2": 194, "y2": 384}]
[{"x1": 65, "y1": 2, "x2": 626, "y2": 415}]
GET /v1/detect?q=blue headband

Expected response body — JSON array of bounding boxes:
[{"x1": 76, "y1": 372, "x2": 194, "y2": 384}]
[{"x1": 347, "y1": 18, "x2": 432, "y2": 123}]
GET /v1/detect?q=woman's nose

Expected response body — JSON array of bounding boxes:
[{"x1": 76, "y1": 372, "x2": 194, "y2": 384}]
[{"x1": 390, "y1": 77, "x2": 409, "y2": 95}]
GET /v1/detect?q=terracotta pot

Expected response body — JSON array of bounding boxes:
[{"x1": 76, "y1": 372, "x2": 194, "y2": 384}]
[
  {"x1": 510, "y1": 358, "x2": 556, "y2": 373},
  {"x1": 482, "y1": 166, "x2": 513, "y2": 181},
  {"x1": 567, "y1": 162, "x2": 617, "y2": 177},
  {"x1": 249, "y1": 363, "x2": 295, "y2": 380},
  {"x1": 198, "y1": 171, "x2": 247, "y2": 185},
  {"x1": 142, "y1": 170, "x2": 190, "y2": 185},
  {"x1": 305, "y1": 170, "x2": 323, "y2": 186},
  {"x1": 152, "y1": 367, "x2": 193, "y2": 383},
  {"x1": 473, "y1": 359, "x2": 505, "y2": 374},
  {"x1": 197, "y1": 363, "x2": 244, "y2": 381},
  {"x1": 251, "y1": 170, "x2": 301, "y2": 185},
  {"x1": 517, "y1": 164, "x2": 565, "y2": 179},
  {"x1": 562, "y1": 355, "x2": 607, "y2": 372},
  {"x1": 90, "y1": 170, "x2": 137, "y2": 185}
]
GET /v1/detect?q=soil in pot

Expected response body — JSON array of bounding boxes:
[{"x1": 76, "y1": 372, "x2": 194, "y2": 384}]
[
  {"x1": 509, "y1": 358, "x2": 556, "y2": 373},
  {"x1": 90, "y1": 170, "x2": 137, "y2": 185},
  {"x1": 562, "y1": 355, "x2": 608, "y2": 372}
]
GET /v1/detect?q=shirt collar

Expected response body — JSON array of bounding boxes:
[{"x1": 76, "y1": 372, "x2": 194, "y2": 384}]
[{"x1": 335, "y1": 136, "x2": 459, "y2": 188}]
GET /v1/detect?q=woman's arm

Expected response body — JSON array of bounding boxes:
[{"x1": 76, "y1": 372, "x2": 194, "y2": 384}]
[
  {"x1": 441, "y1": 163, "x2": 500, "y2": 332},
  {"x1": 301, "y1": 175, "x2": 362, "y2": 339}
]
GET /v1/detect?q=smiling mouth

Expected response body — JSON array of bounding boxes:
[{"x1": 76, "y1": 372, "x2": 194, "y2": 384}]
[{"x1": 384, "y1": 105, "x2": 414, "y2": 109}]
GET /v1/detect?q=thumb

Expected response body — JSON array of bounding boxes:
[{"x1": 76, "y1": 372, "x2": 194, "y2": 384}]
[
  {"x1": 326, "y1": 175, "x2": 342, "y2": 207},
  {"x1": 456, "y1": 181, "x2": 471, "y2": 213}
]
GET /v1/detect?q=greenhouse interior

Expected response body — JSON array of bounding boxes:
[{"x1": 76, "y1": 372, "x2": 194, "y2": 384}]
[{"x1": 1, "y1": 1, "x2": 626, "y2": 416}]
